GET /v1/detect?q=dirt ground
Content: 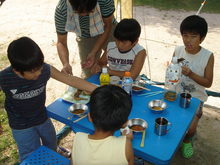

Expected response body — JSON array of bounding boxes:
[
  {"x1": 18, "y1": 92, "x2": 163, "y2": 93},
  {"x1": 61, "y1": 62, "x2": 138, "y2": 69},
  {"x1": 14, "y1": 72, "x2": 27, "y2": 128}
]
[{"x1": 0, "y1": 0, "x2": 220, "y2": 165}]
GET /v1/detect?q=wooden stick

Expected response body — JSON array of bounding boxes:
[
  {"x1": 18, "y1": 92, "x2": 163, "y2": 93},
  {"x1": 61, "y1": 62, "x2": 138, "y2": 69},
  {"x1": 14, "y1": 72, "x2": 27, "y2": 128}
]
[
  {"x1": 73, "y1": 114, "x2": 88, "y2": 123},
  {"x1": 140, "y1": 130, "x2": 146, "y2": 147},
  {"x1": 132, "y1": 84, "x2": 151, "y2": 91}
]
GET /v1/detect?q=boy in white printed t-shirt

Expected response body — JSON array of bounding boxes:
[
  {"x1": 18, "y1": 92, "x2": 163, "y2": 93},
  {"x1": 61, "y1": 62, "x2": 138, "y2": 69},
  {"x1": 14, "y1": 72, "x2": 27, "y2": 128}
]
[
  {"x1": 173, "y1": 15, "x2": 214, "y2": 159},
  {"x1": 91, "y1": 18, "x2": 147, "y2": 80}
]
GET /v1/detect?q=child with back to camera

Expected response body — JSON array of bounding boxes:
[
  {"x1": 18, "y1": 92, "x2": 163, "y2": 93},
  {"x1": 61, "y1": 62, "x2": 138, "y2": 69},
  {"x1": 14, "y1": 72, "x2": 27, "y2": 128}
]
[
  {"x1": 71, "y1": 85, "x2": 134, "y2": 165},
  {"x1": 91, "y1": 18, "x2": 147, "y2": 80},
  {"x1": 173, "y1": 15, "x2": 214, "y2": 158},
  {"x1": 0, "y1": 37, "x2": 97, "y2": 162}
]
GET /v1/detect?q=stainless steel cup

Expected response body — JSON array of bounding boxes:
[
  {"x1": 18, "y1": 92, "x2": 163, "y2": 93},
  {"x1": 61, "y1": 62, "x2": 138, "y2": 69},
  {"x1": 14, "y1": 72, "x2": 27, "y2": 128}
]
[
  {"x1": 179, "y1": 93, "x2": 192, "y2": 108},
  {"x1": 154, "y1": 117, "x2": 172, "y2": 136}
]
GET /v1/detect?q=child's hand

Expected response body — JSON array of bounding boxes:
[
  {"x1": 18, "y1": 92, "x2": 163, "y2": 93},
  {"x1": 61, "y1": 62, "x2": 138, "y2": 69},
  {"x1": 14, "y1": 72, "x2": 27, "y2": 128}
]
[
  {"x1": 82, "y1": 90, "x2": 90, "y2": 95},
  {"x1": 164, "y1": 61, "x2": 170, "y2": 67},
  {"x1": 121, "y1": 126, "x2": 133, "y2": 140},
  {"x1": 126, "y1": 131, "x2": 133, "y2": 140},
  {"x1": 181, "y1": 66, "x2": 192, "y2": 76},
  {"x1": 62, "y1": 63, "x2": 73, "y2": 75}
]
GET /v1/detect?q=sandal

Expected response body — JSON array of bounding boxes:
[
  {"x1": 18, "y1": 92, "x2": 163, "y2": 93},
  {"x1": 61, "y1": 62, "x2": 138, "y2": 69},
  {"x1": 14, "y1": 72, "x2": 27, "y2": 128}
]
[
  {"x1": 134, "y1": 157, "x2": 144, "y2": 165},
  {"x1": 57, "y1": 146, "x2": 71, "y2": 158},
  {"x1": 181, "y1": 142, "x2": 194, "y2": 159}
]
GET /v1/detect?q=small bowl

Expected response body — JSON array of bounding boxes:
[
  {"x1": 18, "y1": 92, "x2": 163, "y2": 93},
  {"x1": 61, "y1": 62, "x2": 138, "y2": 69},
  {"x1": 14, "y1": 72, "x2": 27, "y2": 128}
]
[
  {"x1": 148, "y1": 99, "x2": 167, "y2": 113},
  {"x1": 127, "y1": 118, "x2": 148, "y2": 133},
  {"x1": 164, "y1": 91, "x2": 177, "y2": 101},
  {"x1": 68, "y1": 103, "x2": 88, "y2": 117},
  {"x1": 132, "y1": 81, "x2": 145, "y2": 93},
  {"x1": 132, "y1": 85, "x2": 144, "y2": 93}
]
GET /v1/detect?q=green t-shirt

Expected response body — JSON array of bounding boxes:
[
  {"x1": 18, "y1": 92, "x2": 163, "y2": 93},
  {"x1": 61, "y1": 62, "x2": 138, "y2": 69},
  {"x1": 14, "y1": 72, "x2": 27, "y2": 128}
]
[{"x1": 55, "y1": 0, "x2": 115, "y2": 38}]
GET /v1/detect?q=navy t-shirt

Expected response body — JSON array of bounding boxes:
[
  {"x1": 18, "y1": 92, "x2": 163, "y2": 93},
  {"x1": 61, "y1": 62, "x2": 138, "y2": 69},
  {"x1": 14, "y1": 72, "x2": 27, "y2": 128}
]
[{"x1": 0, "y1": 63, "x2": 51, "y2": 129}]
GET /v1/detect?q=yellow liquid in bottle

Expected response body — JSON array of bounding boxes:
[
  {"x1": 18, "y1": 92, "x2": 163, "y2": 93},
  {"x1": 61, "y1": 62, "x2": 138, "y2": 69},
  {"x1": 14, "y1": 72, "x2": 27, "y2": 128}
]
[{"x1": 100, "y1": 73, "x2": 110, "y2": 86}]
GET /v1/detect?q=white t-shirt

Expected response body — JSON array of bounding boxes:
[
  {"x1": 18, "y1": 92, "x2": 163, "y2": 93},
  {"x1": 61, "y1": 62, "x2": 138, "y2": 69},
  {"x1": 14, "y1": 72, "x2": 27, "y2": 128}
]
[
  {"x1": 107, "y1": 42, "x2": 145, "y2": 71},
  {"x1": 71, "y1": 132, "x2": 128, "y2": 165},
  {"x1": 174, "y1": 46, "x2": 212, "y2": 101}
]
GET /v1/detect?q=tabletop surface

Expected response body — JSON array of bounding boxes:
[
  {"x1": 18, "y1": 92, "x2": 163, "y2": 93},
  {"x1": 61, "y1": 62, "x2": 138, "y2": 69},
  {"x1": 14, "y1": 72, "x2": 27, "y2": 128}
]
[{"x1": 47, "y1": 74, "x2": 200, "y2": 165}]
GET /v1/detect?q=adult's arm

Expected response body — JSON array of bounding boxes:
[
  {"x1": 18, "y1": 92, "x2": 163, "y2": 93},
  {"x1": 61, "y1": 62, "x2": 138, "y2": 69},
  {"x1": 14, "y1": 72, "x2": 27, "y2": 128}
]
[
  {"x1": 56, "y1": 33, "x2": 72, "y2": 75},
  {"x1": 55, "y1": 0, "x2": 72, "y2": 74},
  {"x1": 83, "y1": 14, "x2": 114, "y2": 69},
  {"x1": 90, "y1": 49, "x2": 108, "y2": 74}
]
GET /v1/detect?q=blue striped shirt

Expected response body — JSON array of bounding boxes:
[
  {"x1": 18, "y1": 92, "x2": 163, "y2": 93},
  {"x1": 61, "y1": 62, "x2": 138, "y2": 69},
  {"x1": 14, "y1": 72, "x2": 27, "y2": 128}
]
[{"x1": 0, "y1": 63, "x2": 50, "y2": 129}]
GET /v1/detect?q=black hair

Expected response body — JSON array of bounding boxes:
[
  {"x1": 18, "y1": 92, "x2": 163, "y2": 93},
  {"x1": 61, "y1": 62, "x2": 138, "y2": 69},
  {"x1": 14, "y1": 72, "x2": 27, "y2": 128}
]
[
  {"x1": 68, "y1": 0, "x2": 97, "y2": 13},
  {"x1": 7, "y1": 37, "x2": 44, "y2": 73},
  {"x1": 89, "y1": 85, "x2": 132, "y2": 132},
  {"x1": 114, "y1": 18, "x2": 141, "y2": 43},
  {"x1": 180, "y1": 15, "x2": 208, "y2": 39}
]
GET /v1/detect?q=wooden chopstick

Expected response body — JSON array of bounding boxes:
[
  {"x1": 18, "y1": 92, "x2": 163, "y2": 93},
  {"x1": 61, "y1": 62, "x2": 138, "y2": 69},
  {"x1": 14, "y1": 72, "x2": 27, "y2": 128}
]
[
  {"x1": 73, "y1": 114, "x2": 88, "y2": 123},
  {"x1": 132, "y1": 84, "x2": 151, "y2": 91},
  {"x1": 140, "y1": 130, "x2": 146, "y2": 147}
]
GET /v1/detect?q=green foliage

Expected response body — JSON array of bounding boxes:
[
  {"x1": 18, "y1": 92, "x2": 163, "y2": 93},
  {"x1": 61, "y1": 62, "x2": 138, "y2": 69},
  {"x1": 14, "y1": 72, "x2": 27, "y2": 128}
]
[
  {"x1": 0, "y1": 91, "x2": 5, "y2": 108},
  {"x1": 134, "y1": 0, "x2": 220, "y2": 13}
]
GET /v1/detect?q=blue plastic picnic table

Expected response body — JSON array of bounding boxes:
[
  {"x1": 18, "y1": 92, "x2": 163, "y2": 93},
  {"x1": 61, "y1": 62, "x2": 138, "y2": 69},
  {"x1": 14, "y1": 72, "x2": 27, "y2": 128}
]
[{"x1": 47, "y1": 73, "x2": 200, "y2": 165}]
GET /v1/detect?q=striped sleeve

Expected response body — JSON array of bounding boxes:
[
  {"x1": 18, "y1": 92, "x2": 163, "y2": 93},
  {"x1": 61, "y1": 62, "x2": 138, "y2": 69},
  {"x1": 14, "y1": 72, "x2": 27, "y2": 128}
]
[
  {"x1": 55, "y1": 0, "x2": 67, "y2": 34},
  {"x1": 98, "y1": 0, "x2": 115, "y2": 18}
]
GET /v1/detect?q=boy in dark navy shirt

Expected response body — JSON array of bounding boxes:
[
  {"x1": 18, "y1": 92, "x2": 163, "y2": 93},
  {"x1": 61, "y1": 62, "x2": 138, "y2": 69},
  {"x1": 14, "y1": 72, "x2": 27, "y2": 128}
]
[{"x1": 0, "y1": 37, "x2": 96, "y2": 162}]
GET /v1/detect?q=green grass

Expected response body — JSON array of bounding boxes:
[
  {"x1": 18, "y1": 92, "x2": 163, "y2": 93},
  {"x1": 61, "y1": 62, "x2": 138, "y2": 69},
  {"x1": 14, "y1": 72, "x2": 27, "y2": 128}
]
[
  {"x1": 0, "y1": 114, "x2": 19, "y2": 165},
  {"x1": 0, "y1": 83, "x2": 19, "y2": 165},
  {"x1": 0, "y1": 53, "x2": 9, "y2": 69},
  {"x1": 134, "y1": 0, "x2": 220, "y2": 13}
]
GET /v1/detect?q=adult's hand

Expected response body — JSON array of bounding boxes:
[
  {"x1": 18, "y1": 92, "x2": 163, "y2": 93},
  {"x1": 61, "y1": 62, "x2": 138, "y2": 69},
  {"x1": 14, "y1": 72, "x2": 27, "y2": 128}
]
[
  {"x1": 61, "y1": 63, "x2": 73, "y2": 75},
  {"x1": 82, "y1": 15, "x2": 114, "y2": 69},
  {"x1": 82, "y1": 52, "x2": 96, "y2": 69}
]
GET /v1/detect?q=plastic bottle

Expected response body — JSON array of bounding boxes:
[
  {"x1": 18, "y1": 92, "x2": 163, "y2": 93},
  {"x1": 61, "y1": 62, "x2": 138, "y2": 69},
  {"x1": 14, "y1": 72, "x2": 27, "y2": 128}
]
[
  {"x1": 164, "y1": 57, "x2": 182, "y2": 101},
  {"x1": 122, "y1": 72, "x2": 133, "y2": 95},
  {"x1": 99, "y1": 67, "x2": 110, "y2": 86}
]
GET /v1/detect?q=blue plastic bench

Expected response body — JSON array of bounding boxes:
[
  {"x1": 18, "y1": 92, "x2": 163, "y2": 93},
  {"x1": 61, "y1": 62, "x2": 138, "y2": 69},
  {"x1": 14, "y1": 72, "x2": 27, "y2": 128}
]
[{"x1": 20, "y1": 146, "x2": 70, "y2": 165}]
